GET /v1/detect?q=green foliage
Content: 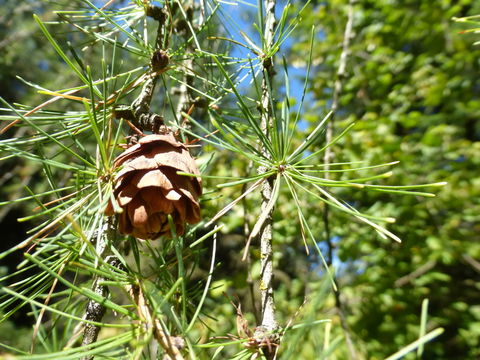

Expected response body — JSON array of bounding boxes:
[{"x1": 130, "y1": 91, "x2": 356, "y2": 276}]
[
  {"x1": 0, "y1": 0, "x2": 474, "y2": 359},
  {"x1": 292, "y1": 0, "x2": 480, "y2": 358}
]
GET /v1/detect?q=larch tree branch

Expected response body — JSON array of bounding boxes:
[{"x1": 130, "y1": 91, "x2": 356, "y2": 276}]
[
  {"x1": 80, "y1": 221, "x2": 117, "y2": 360},
  {"x1": 254, "y1": 0, "x2": 279, "y2": 358},
  {"x1": 322, "y1": 1, "x2": 358, "y2": 359},
  {"x1": 81, "y1": 7, "x2": 169, "y2": 358},
  {"x1": 115, "y1": 5, "x2": 169, "y2": 134}
]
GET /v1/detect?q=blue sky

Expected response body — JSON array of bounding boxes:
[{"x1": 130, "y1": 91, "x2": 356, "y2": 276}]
[{"x1": 216, "y1": 0, "x2": 314, "y2": 124}]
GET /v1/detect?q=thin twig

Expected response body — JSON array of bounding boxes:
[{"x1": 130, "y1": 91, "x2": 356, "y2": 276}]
[
  {"x1": 322, "y1": 1, "x2": 357, "y2": 359},
  {"x1": 80, "y1": 221, "x2": 117, "y2": 360},
  {"x1": 175, "y1": 0, "x2": 201, "y2": 128},
  {"x1": 323, "y1": 0, "x2": 355, "y2": 168},
  {"x1": 127, "y1": 284, "x2": 185, "y2": 360},
  {"x1": 119, "y1": 5, "x2": 169, "y2": 134},
  {"x1": 395, "y1": 260, "x2": 437, "y2": 287},
  {"x1": 80, "y1": 273, "x2": 108, "y2": 358},
  {"x1": 198, "y1": 0, "x2": 205, "y2": 26},
  {"x1": 463, "y1": 254, "x2": 480, "y2": 273},
  {"x1": 254, "y1": 0, "x2": 279, "y2": 359}
]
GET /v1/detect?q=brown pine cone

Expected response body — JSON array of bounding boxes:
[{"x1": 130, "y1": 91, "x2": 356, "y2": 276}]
[{"x1": 106, "y1": 133, "x2": 202, "y2": 239}]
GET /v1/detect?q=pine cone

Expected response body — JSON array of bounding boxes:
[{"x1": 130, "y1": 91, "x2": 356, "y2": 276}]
[{"x1": 106, "y1": 133, "x2": 202, "y2": 239}]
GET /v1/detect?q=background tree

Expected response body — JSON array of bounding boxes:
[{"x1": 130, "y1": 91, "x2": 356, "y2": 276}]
[{"x1": 290, "y1": 0, "x2": 480, "y2": 358}]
